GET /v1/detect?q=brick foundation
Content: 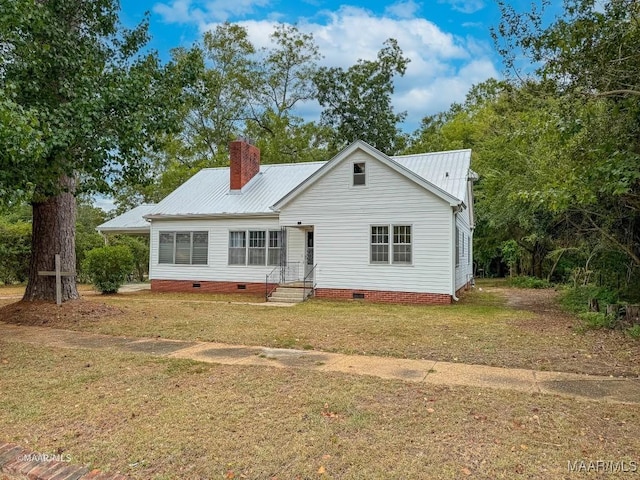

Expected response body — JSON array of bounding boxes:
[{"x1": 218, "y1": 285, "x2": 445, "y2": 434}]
[
  {"x1": 0, "y1": 442, "x2": 127, "y2": 480},
  {"x1": 314, "y1": 288, "x2": 452, "y2": 305},
  {"x1": 151, "y1": 279, "x2": 273, "y2": 295}
]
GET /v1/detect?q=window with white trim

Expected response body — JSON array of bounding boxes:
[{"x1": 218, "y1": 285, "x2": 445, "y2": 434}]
[
  {"x1": 370, "y1": 226, "x2": 389, "y2": 263},
  {"x1": 159, "y1": 231, "x2": 208, "y2": 265},
  {"x1": 228, "y1": 231, "x2": 246, "y2": 265},
  {"x1": 393, "y1": 225, "x2": 412, "y2": 264},
  {"x1": 268, "y1": 230, "x2": 282, "y2": 266},
  {"x1": 229, "y1": 230, "x2": 282, "y2": 266},
  {"x1": 370, "y1": 225, "x2": 412, "y2": 264},
  {"x1": 353, "y1": 162, "x2": 366, "y2": 186}
]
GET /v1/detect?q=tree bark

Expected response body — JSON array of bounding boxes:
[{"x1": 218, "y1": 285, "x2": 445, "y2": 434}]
[{"x1": 23, "y1": 176, "x2": 79, "y2": 302}]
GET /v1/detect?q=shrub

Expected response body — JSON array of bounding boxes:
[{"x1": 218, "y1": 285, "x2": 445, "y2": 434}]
[
  {"x1": 507, "y1": 276, "x2": 553, "y2": 289},
  {"x1": 577, "y1": 312, "x2": 615, "y2": 330},
  {"x1": 83, "y1": 245, "x2": 134, "y2": 294},
  {"x1": 560, "y1": 285, "x2": 619, "y2": 314},
  {"x1": 626, "y1": 325, "x2": 640, "y2": 339}
]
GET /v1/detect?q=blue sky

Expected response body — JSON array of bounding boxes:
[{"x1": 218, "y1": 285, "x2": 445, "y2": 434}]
[{"x1": 118, "y1": 0, "x2": 533, "y2": 132}]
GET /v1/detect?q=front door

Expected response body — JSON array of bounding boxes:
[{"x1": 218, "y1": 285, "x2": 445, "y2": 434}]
[{"x1": 305, "y1": 230, "x2": 314, "y2": 280}]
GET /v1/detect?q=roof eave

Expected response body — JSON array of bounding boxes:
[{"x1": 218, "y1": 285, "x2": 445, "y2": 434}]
[{"x1": 143, "y1": 212, "x2": 279, "y2": 220}]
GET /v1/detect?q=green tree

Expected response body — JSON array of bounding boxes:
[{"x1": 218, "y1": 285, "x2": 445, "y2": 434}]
[
  {"x1": 246, "y1": 25, "x2": 327, "y2": 163},
  {"x1": 493, "y1": 0, "x2": 640, "y2": 284},
  {"x1": 0, "y1": 0, "x2": 177, "y2": 302},
  {"x1": 314, "y1": 39, "x2": 410, "y2": 154},
  {"x1": 0, "y1": 220, "x2": 31, "y2": 284}
]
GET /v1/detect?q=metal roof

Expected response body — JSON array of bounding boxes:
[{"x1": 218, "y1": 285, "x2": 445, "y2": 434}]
[
  {"x1": 98, "y1": 143, "x2": 474, "y2": 231},
  {"x1": 392, "y1": 149, "x2": 473, "y2": 203},
  {"x1": 146, "y1": 161, "x2": 326, "y2": 218},
  {"x1": 96, "y1": 204, "x2": 156, "y2": 233}
]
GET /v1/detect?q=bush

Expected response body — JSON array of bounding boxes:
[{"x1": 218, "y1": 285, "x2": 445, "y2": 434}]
[
  {"x1": 560, "y1": 285, "x2": 619, "y2": 314},
  {"x1": 626, "y1": 325, "x2": 640, "y2": 339},
  {"x1": 577, "y1": 311, "x2": 615, "y2": 330},
  {"x1": 0, "y1": 221, "x2": 31, "y2": 284},
  {"x1": 507, "y1": 276, "x2": 553, "y2": 289},
  {"x1": 83, "y1": 245, "x2": 134, "y2": 293}
]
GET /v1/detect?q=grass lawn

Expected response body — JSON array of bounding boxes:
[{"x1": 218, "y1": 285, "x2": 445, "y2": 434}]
[
  {"x1": 1, "y1": 283, "x2": 638, "y2": 377},
  {"x1": 1, "y1": 341, "x2": 638, "y2": 479}
]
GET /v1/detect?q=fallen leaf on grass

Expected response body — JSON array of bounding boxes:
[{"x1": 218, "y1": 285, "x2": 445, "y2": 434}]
[
  {"x1": 317, "y1": 466, "x2": 326, "y2": 475},
  {"x1": 226, "y1": 471, "x2": 235, "y2": 479},
  {"x1": 461, "y1": 467, "x2": 472, "y2": 476},
  {"x1": 426, "y1": 408, "x2": 435, "y2": 413}
]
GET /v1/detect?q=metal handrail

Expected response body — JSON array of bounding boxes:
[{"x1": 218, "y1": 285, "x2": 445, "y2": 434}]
[
  {"x1": 265, "y1": 262, "x2": 303, "y2": 301},
  {"x1": 265, "y1": 265, "x2": 280, "y2": 301},
  {"x1": 302, "y1": 264, "x2": 317, "y2": 299}
]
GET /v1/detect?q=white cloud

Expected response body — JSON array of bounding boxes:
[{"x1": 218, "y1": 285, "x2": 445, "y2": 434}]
[
  {"x1": 384, "y1": 0, "x2": 421, "y2": 19},
  {"x1": 439, "y1": 0, "x2": 485, "y2": 14},
  {"x1": 154, "y1": 2, "x2": 500, "y2": 131},
  {"x1": 153, "y1": 0, "x2": 270, "y2": 23}
]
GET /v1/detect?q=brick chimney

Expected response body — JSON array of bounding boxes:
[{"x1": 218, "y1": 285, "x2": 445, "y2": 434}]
[{"x1": 230, "y1": 139, "x2": 260, "y2": 191}]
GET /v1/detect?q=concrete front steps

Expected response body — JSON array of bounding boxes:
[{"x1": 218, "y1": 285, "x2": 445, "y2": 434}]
[{"x1": 268, "y1": 282, "x2": 313, "y2": 303}]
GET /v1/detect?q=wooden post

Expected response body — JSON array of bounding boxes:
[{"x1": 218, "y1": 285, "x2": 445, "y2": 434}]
[{"x1": 38, "y1": 253, "x2": 76, "y2": 306}]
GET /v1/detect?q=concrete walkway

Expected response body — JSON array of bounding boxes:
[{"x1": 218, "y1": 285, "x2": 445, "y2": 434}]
[{"x1": 1, "y1": 321, "x2": 639, "y2": 404}]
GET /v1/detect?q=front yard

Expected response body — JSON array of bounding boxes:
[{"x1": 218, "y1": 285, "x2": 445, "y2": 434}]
[
  {"x1": 1, "y1": 282, "x2": 638, "y2": 377},
  {"x1": 1, "y1": 283, "x2": 640, "y2": 478},
  {"x1": 1, "y1": 341, "x2": 639, "y2": 479}
]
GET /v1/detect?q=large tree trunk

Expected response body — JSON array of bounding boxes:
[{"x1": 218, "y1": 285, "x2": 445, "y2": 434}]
[{"x1": 23, "y1": 177, "x2": 79, "y2": 302}]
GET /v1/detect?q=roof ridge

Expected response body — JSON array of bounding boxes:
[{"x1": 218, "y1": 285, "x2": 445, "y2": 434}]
[{"x1": 393, "y1": 148, "x2": 472, "y2": 158}]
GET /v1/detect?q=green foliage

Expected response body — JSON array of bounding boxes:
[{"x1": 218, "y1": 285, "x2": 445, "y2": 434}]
[
  {"x1": 110, "y1": 236, "x2": 149, "y2": 282},
  {"x1": 314, "y1": 39, "x2": 409, "y2": 154},
  {"x1": 560, "y1": 285, "x2": 619, "y2": 314},
  {"x1": 75, "y1": 202, "x2": 109, "y2": 281},
  {"x1": 506, "y1": 276, "x2": 553, "y2": 289},
  {"x1": 0, "y1": 0, "x2": 179, "y2": 202},
  {"x1": 83, "y1": 246, "x2": 134, "y2": 294},
  {"x1": 626, "y1": 325, "x2": 640, "y2": 339},
  {"x1": 577, "y1": 312, "x2": 616, "y2": 330},
  {"x1": 0, "y1": 220, "x2": 31, "y2": 284}
]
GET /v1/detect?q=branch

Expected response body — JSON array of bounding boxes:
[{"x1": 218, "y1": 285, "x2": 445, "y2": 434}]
[{"x1": 594, "y1": 89, "x2": 640, "y2": 97}]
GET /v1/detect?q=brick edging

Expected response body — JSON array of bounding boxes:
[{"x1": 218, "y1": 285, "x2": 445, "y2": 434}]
[{"x1": 0, "y1": 442, "x2": 128, "y2": 480}]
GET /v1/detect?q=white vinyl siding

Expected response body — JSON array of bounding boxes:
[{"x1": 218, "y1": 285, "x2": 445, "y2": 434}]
[
  {"x1": 158, "y1": 231, "x2": 208, "y2": 265},
  {"x1": 149, "y1": 217, "x2": 279, "y2": 282},
  {"x1": 455, "y1": 201, "x2": 473, "y2": 290},
  {"x1": 279, "y1": 150, "x2": 453, "y2": 294}
]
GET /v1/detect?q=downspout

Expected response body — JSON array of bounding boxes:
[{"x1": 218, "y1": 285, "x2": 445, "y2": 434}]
[{"x1": 451, "y1": 206, "x2": 461, "y2": 302}]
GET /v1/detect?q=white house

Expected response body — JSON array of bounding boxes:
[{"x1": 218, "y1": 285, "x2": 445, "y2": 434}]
[{"x1": 98, "y1": 139, "x2": 476, "y2": 304}]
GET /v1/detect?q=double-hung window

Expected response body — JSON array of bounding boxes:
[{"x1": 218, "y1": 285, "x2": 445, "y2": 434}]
[
  {"x1": 370, "y1": 225, "x2": 412, "y2": 264},
  {"x1": 268, "y1": 230, "x2": 282, "y2": 266},
  {"x1": 228, "y1": 231, "x2": 246, "y2": 265},
  {"x1": 248, "y1": 231, "x2": 266, "y2": 265},
  {"x1": 370, "y1": 226, "x2": 389, "y2": 263},
  {"x1": 229, "y1": 229, "x2": 282, "y2": 266},
  {"x1": 353, "y1": 162, "x2": 366, "y2": 186},
  {"x1": 159, "y1": 231, "x2": 208, "y2": 265},
  {"x1": 393, "y1": 226, "x2": 412, "y2": 264}
]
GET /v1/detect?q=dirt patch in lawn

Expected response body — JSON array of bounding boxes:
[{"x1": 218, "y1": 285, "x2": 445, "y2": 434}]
[
  {"x1": 489, "y1": 287, "x2": 640, "y2": 377},
  {"x1": 0, "y1": 300, "x2": 123, "y2": 327}
]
